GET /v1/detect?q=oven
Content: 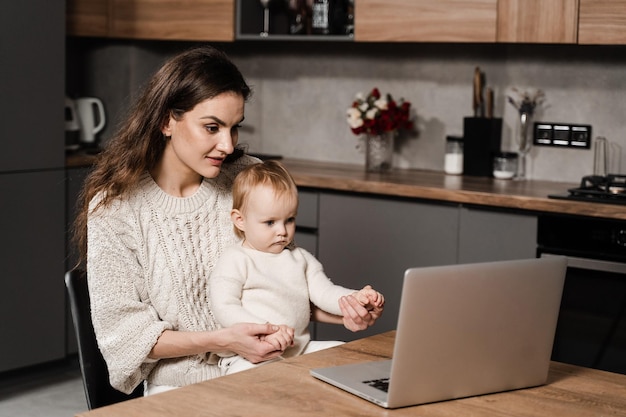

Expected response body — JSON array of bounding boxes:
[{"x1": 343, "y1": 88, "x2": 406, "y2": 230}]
[{"x1": 537, "y1": 214, "x2": 626, "y2": 374}]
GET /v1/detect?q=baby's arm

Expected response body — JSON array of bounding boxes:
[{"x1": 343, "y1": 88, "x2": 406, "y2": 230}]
[
  {"x1": 261, "y1": 324, "x2": 295, "y2": 352},
  {"x1": 354, "y1": 285, "x2": 385, "y2": 310}
]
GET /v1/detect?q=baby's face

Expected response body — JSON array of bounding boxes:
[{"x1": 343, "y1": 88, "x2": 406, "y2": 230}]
[{"x1": 240, "y1": 185, "x2": 297, "y2": 254}]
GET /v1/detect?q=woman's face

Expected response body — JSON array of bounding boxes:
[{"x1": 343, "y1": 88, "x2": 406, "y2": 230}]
[{"x1": 161, "y1": 91, "x2": 245, "y2": 181}]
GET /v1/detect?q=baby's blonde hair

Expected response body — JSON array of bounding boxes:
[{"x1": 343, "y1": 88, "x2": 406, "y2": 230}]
[{"x1": 231, "y1": 160, "x2": 299, "y2": 239}]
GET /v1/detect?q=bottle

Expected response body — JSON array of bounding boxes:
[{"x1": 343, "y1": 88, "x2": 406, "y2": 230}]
[
  {"x1": 288, "y1": 0, "x2": 309, "y2": 35},
  {"x1": 311, "y1": 0, "x2": 330, "y2": 35},
  {"x1": 444, "y1": 136, "x2": 464, "y2": 175}
]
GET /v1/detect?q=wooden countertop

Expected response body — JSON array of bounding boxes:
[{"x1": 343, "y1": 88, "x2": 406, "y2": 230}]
[
  {"x1": 281, "y1": 159, "x2": 626, "y2": 220},
  {"x1": 66, "y1": 152, "x2": 626, "y2": 220},
  {"x1": 76, "y1": 331, "x2": 626, "y2": 417}
]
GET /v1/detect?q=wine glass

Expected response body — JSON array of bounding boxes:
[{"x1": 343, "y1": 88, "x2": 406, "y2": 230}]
[{"x1": 260, "y1": 0, "x2": 270, "y2": 37}]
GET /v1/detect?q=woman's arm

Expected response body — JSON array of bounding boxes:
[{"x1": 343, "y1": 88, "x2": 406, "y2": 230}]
[{"x1": 149, "y1": 323, "x2": 283, "y2": 363}]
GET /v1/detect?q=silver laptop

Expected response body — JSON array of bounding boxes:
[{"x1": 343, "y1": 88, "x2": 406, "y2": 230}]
[{"x1": 310, "y1": 257, "x2": 567, "y2": 409}]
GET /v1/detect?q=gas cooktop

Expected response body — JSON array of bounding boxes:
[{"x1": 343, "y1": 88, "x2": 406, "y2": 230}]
[{"x1": 549, "y1": 174, "x2": 626, "y2": 205}]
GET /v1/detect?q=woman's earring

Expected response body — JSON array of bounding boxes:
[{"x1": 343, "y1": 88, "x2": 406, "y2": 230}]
[{"x1": 164, "y1": 134, "x2": 171, "y2": 140}]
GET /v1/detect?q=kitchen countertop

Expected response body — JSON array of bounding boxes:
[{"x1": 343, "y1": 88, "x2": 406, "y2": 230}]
[
  {"x1": 281, "y1": 159, "x2": 626, "y2": 221},
  {"x1": 66, "y1": 152, "x2": 626, "y2": 220}
]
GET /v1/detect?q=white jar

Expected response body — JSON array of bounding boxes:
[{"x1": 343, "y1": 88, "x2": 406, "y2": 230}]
[
  {"x1": 493, "y1": 152, "x2": 518, "y2": 179},
  {"x1": 444, "y1": 136, "x2": 464, "y2": 175}
]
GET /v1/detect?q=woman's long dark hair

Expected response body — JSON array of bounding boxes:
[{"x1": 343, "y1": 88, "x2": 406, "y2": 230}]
[{"x1": 73, "y1": 45, "x2": 252, "y2": 266}]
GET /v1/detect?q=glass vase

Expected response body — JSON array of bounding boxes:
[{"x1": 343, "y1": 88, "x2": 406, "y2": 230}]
[
  {"x1": 365, "y1": 131, "x2": 395, "y2": 172},
  {"x1": 515, "y1": 111, "x2": 533, "y2": 180}
]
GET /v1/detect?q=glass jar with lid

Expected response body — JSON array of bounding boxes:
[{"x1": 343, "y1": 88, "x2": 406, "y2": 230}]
[
  {"x1": 444, "y1": 136, "x2": 464, "y2": 175},
  {"x1": 493, "y1": 152, "x2": 518, "y2": 179}
]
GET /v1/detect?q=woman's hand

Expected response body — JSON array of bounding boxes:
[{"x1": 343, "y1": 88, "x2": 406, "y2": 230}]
[
  {"x1": 339, "y1": 293, "x2": 384, "y2": 332},
  {"x1": 221, "y1": 323, "x2": 285, "y2": 363}
]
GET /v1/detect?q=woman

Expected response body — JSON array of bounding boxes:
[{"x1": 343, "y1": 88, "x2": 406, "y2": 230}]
[{"x1": 73, "y1": 45, "x2": 383, "y2": 395}]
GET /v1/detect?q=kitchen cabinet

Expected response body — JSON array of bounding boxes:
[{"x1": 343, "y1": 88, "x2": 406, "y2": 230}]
[
  {"x1": 458, "y1": 207, "x2": 537, "y2": 263},
  {"x1": 310, "y1": 191, "x2": 538, "y2": 342},
  {"x1": 295, "y1": 189, "x2": 319, "y2": 256},
  {"x1": 67, "y1": 0, "x2": 236, "y2": 41},
  {"x1": 0, "y1": 171, "x2": 66, "y2": 372},
  {"x1": 314, "y1": 192, "x2": 460, "y2": 342},
  {"x1": 354, "y1": 0, "x2": 498, "y2": 42},
  {"x1": 67, "y1": 0, "x2": 110, "y2": 37},
  {"x1": 579, "y1": 0, "x2": 626, "y2": 45},
  {"x1": 1, "y1": 0, "x2": 66, "y2": 372},
  {"x1": 496, "y1": 0, "x2": 578, "y2": 44}
]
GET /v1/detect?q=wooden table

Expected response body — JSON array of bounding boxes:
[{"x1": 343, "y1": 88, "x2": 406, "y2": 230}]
[{"x1": 77, "y1": 331, "x2": 626, "y2": 417}]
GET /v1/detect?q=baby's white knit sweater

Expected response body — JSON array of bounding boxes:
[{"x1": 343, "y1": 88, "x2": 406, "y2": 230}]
[
  {"x1": 210, "y1": 245, "x2": 354, "y2": 357},
  {"x1": 87, "y1": 156, "x2": 253, "y2": 394}
]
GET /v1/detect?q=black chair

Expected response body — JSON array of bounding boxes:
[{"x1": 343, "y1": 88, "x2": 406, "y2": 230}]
[{"x1": 65, "y1": 269, "x2": 144, "y2": 409}]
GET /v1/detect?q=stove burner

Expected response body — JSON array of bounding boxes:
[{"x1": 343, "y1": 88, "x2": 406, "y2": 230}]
[{"x1": 549, "y1": 174, "x2": 626, "y2": 205}]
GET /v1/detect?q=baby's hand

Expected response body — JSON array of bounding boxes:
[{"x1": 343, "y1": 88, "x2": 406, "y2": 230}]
[
  {"x1": 261, "y1": 324, "x2": 294, "y2": 352},
  {"x1": 354, "y1": 285, "x2": 385, "y2": 311}
]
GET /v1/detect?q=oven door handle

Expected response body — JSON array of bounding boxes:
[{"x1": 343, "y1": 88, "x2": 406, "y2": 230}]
[{"x1": 542, "y1": 253, "x2": 626, "y2": 274}]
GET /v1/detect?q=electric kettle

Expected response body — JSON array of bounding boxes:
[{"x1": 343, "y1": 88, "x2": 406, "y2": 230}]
[{"x1": 75, "y1": 97, "x2": 106, "y2": 145}]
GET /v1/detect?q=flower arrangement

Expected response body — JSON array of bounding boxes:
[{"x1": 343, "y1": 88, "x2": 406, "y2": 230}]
[
  {"x1": 347, "y1": 88, "x2": 413, "y2": 136},
  {"x1": 507, "y1": 88, "x2": 545, "y2": 116}
]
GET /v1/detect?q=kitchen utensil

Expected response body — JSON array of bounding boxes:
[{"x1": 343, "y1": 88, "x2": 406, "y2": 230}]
[
  {"x1": 473, "y1": 66, "x2": 482, "y2": 117},
  {"x1": 76, "y1": 97, "x2": 106, "y2": 145},
  {"x1": 593, "y1": 136, "x2": 607, "y2": 177},
  {"x1": 486, "y1": 87, "x2": 494, "y2": 118}
]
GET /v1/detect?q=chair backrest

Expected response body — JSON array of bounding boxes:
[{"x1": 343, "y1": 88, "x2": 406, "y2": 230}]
[{"x1": 65, "y1": 269, "x2": 144, "y2": 409}]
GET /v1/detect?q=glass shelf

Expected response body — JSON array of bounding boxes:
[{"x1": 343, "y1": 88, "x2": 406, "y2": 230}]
[{"x1": 236, "y1": 0, "x2": 354, "y2": 42}]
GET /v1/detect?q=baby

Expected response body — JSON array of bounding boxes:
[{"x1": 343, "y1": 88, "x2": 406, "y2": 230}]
[{"x1": 209, "y1": 160, "x2": 384, "y2": 374}]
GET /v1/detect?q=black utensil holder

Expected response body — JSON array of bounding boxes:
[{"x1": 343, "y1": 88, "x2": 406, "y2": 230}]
[{"x1": 463, "y1": 117, "x2": 502, "y2": 177}]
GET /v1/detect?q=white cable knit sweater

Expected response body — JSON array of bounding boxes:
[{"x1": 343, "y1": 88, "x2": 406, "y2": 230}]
[
  {"x1": 210, "y1": 244, "x2": 354, "y2": 357},
  {"x1": 86, "y1": 156, "x2": 254, "y2": 394}
]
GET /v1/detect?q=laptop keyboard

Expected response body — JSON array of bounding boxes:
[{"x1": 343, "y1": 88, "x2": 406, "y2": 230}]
[{"x1": 363, "y1": 378, "x2": 390, "y2": 393}]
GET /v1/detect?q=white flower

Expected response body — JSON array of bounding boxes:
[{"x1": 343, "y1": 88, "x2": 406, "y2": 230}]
[
  {"x1": 346, "y1": 108, "x2": 363, "y2": 129},
  {"x1": 365, "y1": 108, "x2": 378, "y2": 120},
  {"x1": 358, "y1": 102, "x2": 369, "y2": 112},
  {"x1": 374, "y1": 98, "x2": 388, "y2": 111},
  {"x1": 355, "y1": 92, "x2": 365, "y2": 101}
]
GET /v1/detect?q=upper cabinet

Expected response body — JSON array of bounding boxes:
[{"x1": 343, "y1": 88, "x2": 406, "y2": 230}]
[
  {"x1": 67, "y1": 0, "x2": 235, "y2": 41},
  {"x1": 497, "y1": 0, "x2": 578, "y2": 44},
  {"x1": 354, "y1": 0, "x2": 498, "y2": 42},
  {"x1": 67, "y1": 0, "x2": 626, "y2": 45},
  {"x1": 67, "y1": 0, "x2": 110, "y2": 37},
  {"x1": 579, "y1": 0, "x2": 626, "y2": 44}
]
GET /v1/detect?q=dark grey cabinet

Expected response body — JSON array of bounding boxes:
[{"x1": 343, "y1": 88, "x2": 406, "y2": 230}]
[
  {"x1": 458, "y1": 207, "x2": 537, "y2": 264},
  {"x1": 0, "y1": 0, "x2": 66, "y2": 372},
  {"x1": 315, "y1": 192, "x2": 460, "y2": 342},
  {"x1": 0, "y1": 171, "x2": 66, "y2": 371},
  {"x1": 309, "y1": 191, "x2": 538, "y2": 343}
]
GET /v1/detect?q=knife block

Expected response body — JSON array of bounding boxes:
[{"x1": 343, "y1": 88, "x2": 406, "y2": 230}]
[{"x1": 463, "y1": 117, "x2": 502, "y2": 177}]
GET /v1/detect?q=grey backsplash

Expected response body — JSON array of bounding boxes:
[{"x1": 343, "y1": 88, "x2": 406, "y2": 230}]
[{"x1": 67, "y1": 39, "x2": 626, "y2": 183}]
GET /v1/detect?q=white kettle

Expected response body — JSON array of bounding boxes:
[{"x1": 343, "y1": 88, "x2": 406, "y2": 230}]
[{"x1": 75, "y1": 97, "x2": 106, "y2": 145}]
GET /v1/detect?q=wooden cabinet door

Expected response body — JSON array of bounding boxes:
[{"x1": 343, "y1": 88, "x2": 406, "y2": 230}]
[
  {"x1": 110, "y1": 0, "x2": 235, "y2": 41},
  {"x1": 497, "y1": 0, "x2": 578, "y2": 44},
  {"x1": 579, "y1": 0, "x2": 626, "y2": 44},
  {"x1": 67, "y1": 0, "x2": 111, "y2": 37},
  {"x1": 354, "y1": 0, "x2": 497, "y2": 42}
]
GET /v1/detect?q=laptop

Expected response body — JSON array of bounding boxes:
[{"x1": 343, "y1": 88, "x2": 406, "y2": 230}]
[{"x1": 310, "y1": 257, "x2": 567, "y2": 409}]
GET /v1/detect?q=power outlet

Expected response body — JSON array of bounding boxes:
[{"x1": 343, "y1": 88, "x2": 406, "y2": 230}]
[{"x1": 534, "y1": 122, "x2": 591, "y2": 149}]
